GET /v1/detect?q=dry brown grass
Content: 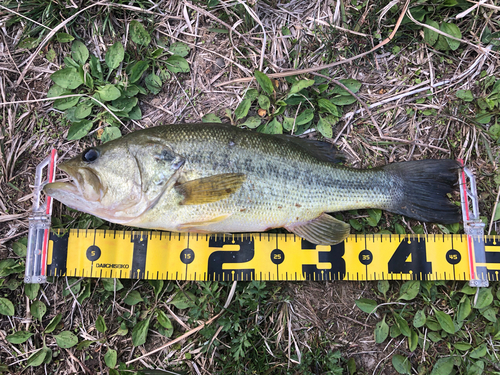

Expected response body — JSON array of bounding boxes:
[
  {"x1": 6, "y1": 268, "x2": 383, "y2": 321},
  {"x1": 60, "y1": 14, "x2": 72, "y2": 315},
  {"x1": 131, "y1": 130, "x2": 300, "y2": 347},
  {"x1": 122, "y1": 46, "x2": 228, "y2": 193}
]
[{"x1": 1, "y1": 0, "x2": 500, "y2": 374}]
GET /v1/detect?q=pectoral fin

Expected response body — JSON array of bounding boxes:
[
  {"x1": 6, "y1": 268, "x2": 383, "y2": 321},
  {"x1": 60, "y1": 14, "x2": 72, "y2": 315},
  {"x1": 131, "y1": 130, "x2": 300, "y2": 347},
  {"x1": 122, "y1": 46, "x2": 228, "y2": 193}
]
[
  {"x1": 178, "y1": 214, "x2": 232, "y2": 231},
  {"x1": 175, "y1": 173, "x2": 246, "y2": 205},
  {"x1": 286, "y1": 213, "x2": 350, "y2": 245}
]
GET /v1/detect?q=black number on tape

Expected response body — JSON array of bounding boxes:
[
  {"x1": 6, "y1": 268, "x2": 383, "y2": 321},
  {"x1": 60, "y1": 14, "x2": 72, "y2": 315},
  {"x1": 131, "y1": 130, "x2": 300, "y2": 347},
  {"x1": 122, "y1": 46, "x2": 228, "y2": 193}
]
[
  {"x1": 301, "y1": 240, "x2": 346, "y2": 281},
  {"x1": 388, "y1": 239, "x2": 431, "y2": 279},
  {"x1": 131, "y1": 234, "x2": 148, "y2": 278},
  {"x1": 207, "y1": 236, "x2": 255, "y2": 281},
  {"x1": 47, "y1": 231, "x2": 69, "y2": 277}
]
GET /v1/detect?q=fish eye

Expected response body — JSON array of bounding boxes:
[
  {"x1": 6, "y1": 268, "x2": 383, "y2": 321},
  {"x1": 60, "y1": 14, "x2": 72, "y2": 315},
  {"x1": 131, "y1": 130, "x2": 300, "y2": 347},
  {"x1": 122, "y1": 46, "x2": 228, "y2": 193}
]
[{"x1": 82, "y1": 148, "x2": 99, "y2": 162}]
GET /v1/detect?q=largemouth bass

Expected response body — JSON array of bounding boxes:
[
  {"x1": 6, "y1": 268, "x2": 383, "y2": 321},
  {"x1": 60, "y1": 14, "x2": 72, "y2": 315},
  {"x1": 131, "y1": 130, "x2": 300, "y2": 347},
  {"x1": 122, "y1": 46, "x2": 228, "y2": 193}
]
[{"x1": 43, "y1": 123, "x2": 460, "y2": 245}]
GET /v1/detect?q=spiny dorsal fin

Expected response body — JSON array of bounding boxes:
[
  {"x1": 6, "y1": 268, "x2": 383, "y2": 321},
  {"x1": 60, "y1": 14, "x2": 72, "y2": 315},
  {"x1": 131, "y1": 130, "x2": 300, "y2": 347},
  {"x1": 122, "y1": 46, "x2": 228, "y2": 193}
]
[
  {"x1": 274, "y1": 135, "x2": 345, "y2": 164},
  {"x1": 175, "y1": 173, "x2": 246, "y2": 205},
  {"x1": 286, "y1": 213, "x2": 350, "y2": 245}
]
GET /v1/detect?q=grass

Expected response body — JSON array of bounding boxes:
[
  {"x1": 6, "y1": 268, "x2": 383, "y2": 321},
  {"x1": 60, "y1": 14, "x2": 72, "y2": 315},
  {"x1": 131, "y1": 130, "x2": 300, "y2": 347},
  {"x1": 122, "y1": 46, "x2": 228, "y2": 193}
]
[{"x1": 1, "y1": 0, "x2": 500, "y2": 374}]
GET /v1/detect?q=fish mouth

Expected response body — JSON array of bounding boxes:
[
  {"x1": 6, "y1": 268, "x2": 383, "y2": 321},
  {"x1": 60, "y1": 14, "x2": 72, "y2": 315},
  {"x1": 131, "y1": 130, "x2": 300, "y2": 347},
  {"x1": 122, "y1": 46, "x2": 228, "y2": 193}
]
[{"x1": 43, "y1": 163, "x2": 104, "y2": 205}]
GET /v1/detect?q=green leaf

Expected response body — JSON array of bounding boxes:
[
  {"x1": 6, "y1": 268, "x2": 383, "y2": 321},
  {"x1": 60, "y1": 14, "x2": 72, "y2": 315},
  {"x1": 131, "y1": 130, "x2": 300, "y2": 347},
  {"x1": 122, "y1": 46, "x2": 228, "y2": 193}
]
[
  {"x1": 426, "y1": 317, "x2": 441, "y2": 331},
  {"x1": 71, "y1": 40, "x2": 89, "y2": 65},
  {"x1": 90, "y1": 55, "x2": 103, "y2": 80},
  {"x1": 288, "y1": 79, "x2": 314, "y2": 97},
  {"x1": 0, "y1": 259, "x2": 23, "y2": 276},
  {"x1": 346, "y1": 357, "x2": 356, "y2": 375},
  {"x1": 399, "y1": 280, "x2": 420, "y2": 301},
  {"x1": 470, "y1": 343, "x2": 487, "y2": 359},
  {"x1": 434, "y1": 310, "x2": 455, "y2": 334},
  {"x1": 105, "y1": 42, "x2": 125, "y2": 70},
  {"x1": 296, "y1": 109, "x2": 314, "y2": 125},
  {"x1": 127, "y1": 60, "x2": 149, "y2": 83},
  {"x1": 413, "y1": 309, "x2": 426, "y2": 328},
  {"x1": 97, "y1": 85, "x2": 121, "y2": 101},
  {"x1": 169, "y1": 42, "x2": 190, "y2": 57},
  {"x1": 76, "y1": 340, "x2": 94, "y2": 350},
  {"x1": 330, "y1": 95, "x2": 357, "y2": 106},
  {"x1": 51, "y1": 68, "x2": 83, "y2": 89},
  {"x1": 235, "y1": 98, "x2": 252, "y2": 121},
  {"x1": 44, "y1": 313, "x2": 62, "y2": 333},
  {"x1": 283, "y1": 117, "x2": 295, "y2": 131},
  {"x1": 169, "y1": 291, "x2": 195, "y2": 309},
  {"x1": 455, "y1": 90, "x2": 474, "y2": 102},
  {"x1": 480, "y1": 306, "x2": 497, "y2": 322},
  {"x1": 394, "y1": 314, "x2": 411, "y2": 337},
  {"x1": 408, "y1": 329, "x2": 418, "y2": 352},
  {"x1": 101, "y1": 127, "x2": 122, "y2": 143},
  {"x1": 102, "y1": 278, "x2": 123, "y2": 292},
  {"x1": 124, "y1": 290, "x2": 143, "y2": 306},
  {"x1": 47, "y1": 84, "x2": 70, "y2": 98},
  {"x1": 166, "y1": 55, "x2": 190, "y2": 73},
  {"x1": 318, "y1": 98, "x2": 339, "y2": 116},
  {"x1": 202, "y1": 113, "x2": 222, "y2": 123},
  {"x1": 54, "y1": 96, "x2": 80, "y2": 110},
  {"x1": 258, "y1": 95, "x2": 270, "y2": 110},
  {"x1": 374, "y1": 316, "x2": 389, "y2": 343},
  {"x1": 104, "y1": 348, "x2": 117, "y2": 368},
  {"x1": 67, "y1": 120, "x2": 93, "y2": 140},
  {"x1": 355, "y1": 298, "x2": 377, "y2": 313},
  {"x1": 262, "y1": 118, "x2": 282, "y2": 134},
  {"x1": 331, "y1": 79, "x2": 361, "y2": 95},
  {"x1": 56, "y1": 33, "x2": 75, "y2": 43},
  {"x1": 395, "y1": 223, "x2": 406, "y2": 234},
  {"x1": 116, "y1": 322, "x2": 128, "y2": 336},
  {"x1": 112, "y1": 97, "x2": 137, "y2": 113},
  {"x1": 430, "y1": 356, "x2": 454, "y2": 375},
  {"x1": 25, "y1": 283, "x2": 39, "y2": 300},
  {"x1": 378, "y1": 280, "x2": 390, "y2": 296},
  {"x1": 132, "y1": 317, "x2": 150, "y2": 346},
  {"x1": 440, "y1": 22, "x2": 462, "y2": 51},
  {"x1": 12, "y1": 238, "x2": 27, "y2": 257},
  {"x1": 27, "y1": 347, "x2": 48, "y2": 367},
  {"x1": 96, "y1": 315, "x2": 107, "y2": 333},
  {"x1": 474, "y1": 288, "x2": 493, "y2": 309},
  {"x1": 18, "y1": 37, "x2": 40, "y2": 49},
  {"x1": 245, "y1": 88, "x2": 259, "y2": 101},
  {"x1": 317, "y1": 116, "x2": 333, "y2": 138},
  {"x1": 434, "y1": 34, "x2": 450, "y2": 51},
  {"x1": 6, "y1": 331, "x2": 34, "y2": 344},
  {"x1": 392, "y1": 355, "x2": 411, "y2": 375},
  {"x1": 366, "y1": 208, "x2": 382, "y2": 227},
  {"x1": 75, "y1": 102, "x2": 92, "y2": 119},
  {"x1": 254, "y1": 70, "x2": 274, "y2": 95},
  {"x1": 130, "y1": 20, "x2": 151, "y2": 46},
  {"x1": 54, "y1": 331, "x2": 78, "y2": 349},
  {"x1": 390, "y1": 323, "x2": 401, "y2": 338},
  {"x1": 157, "y1": 310, "x2": 174, "y2": 337},
  {"x1": 453, "y1": 342, "x2": 471, "y2": 351},
  {"x1": 241, "y1": 116, "x2": 261, "y2": 129},
  {"x1": 145, "y1": 73, "x2": 162, "y2": 94},
  {"x1": 30, "y1": 300, "x2": 46, "y2": 320},
  {"x1": 149, "y1": 280, "x2": 164, "y2": 298},
  {"x1": 424, "y1": 19, "x2": 439, "y2": 46},
  {"x1": 128, "y1": 105, "x2": 142, "y2": 120}
]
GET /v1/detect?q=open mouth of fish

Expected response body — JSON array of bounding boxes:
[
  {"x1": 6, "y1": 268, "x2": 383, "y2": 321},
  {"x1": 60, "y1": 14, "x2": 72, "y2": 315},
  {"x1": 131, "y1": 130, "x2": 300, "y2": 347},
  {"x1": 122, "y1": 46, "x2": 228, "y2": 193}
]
[{"x1": 43, "y1": 164, "x2": 103, "y2": 203}]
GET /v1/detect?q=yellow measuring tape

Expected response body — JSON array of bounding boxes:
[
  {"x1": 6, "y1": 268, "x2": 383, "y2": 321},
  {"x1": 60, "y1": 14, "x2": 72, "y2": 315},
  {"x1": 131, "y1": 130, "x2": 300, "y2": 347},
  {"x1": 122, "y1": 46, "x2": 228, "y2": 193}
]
[{"x1": 46, "y1": 230, "x2": 500, "y2": 282}]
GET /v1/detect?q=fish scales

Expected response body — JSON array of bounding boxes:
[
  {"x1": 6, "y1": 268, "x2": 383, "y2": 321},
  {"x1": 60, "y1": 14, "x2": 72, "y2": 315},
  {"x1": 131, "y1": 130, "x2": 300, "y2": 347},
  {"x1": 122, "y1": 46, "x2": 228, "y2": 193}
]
[
  {"x1": 136, "y1": 124, "x2": 392, "y2": 230},
  {"x1": 43, "y1": 123, "x2": 460, "y2": 245}
]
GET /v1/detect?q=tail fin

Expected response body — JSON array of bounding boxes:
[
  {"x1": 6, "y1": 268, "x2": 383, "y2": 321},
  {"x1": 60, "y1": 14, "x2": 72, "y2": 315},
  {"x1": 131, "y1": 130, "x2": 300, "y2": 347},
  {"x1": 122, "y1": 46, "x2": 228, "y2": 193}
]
[{"x1": 384, "y1": 160, "x2": 460, "y2": 224}]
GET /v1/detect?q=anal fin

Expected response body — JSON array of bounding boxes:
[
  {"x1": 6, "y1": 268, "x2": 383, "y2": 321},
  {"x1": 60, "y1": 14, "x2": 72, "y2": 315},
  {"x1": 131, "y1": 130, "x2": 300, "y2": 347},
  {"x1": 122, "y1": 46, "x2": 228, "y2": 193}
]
[{"x1": 286, "y1": 213, "x2": 350, "y2": 245}]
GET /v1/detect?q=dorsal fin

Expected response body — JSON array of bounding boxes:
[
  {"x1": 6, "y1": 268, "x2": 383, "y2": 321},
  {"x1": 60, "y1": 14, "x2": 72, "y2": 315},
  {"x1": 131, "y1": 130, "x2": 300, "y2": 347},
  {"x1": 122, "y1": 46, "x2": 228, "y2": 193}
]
[{"x1": 274, "y1": 135, "x2": 345, "y2": 163}]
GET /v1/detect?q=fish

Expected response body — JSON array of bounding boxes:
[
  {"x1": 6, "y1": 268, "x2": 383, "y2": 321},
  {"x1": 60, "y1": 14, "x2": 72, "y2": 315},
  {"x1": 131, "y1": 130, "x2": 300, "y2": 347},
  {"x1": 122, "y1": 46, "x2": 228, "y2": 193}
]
[{"x1": 43, "y1": 123, "x2": 460, "y2": 245}]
